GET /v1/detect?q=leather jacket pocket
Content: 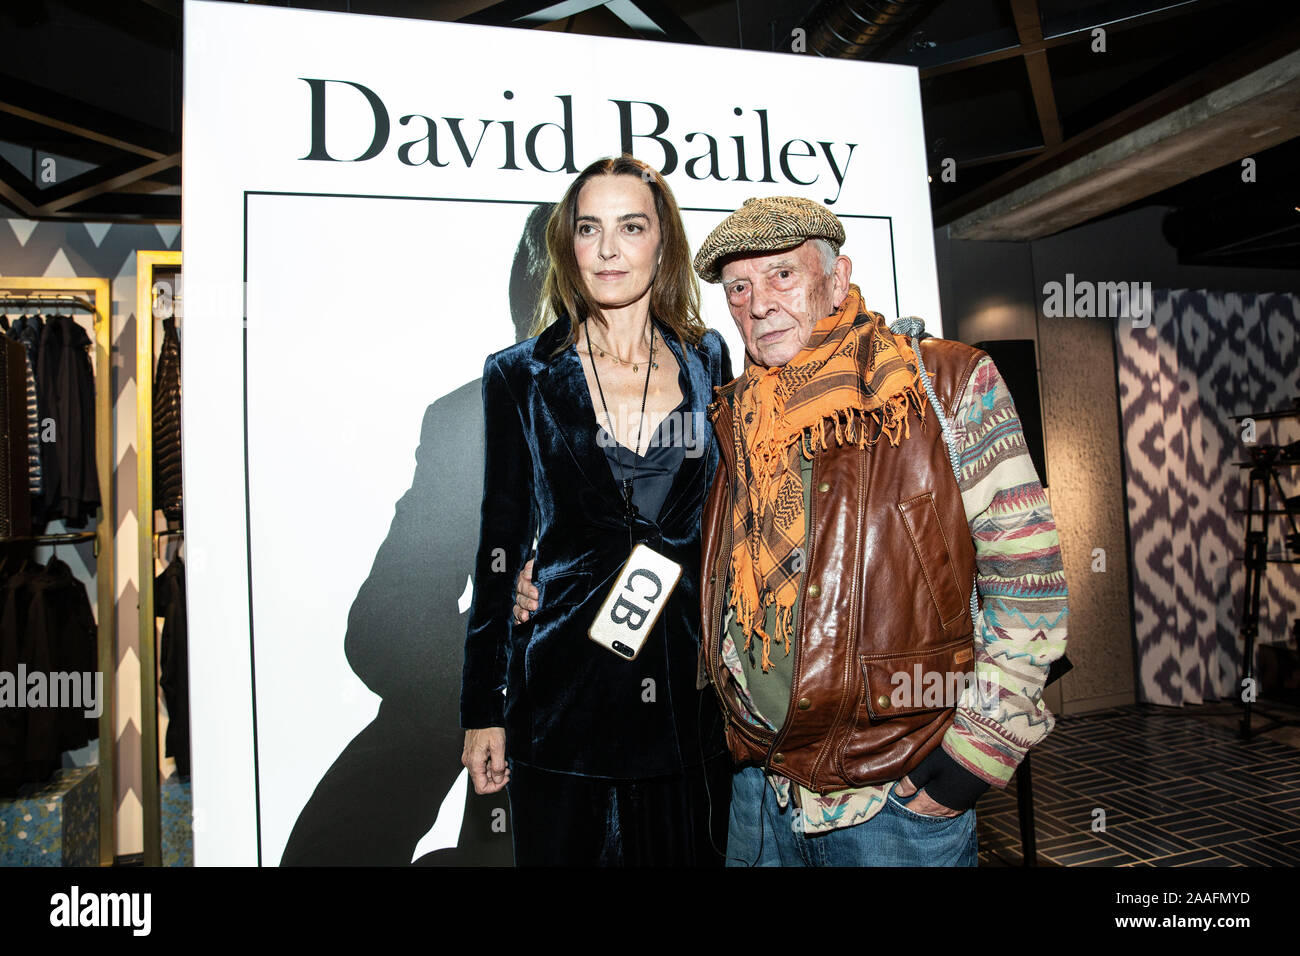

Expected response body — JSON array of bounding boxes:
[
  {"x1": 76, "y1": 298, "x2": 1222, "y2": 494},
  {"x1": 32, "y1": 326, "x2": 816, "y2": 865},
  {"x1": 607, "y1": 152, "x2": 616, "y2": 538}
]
[
  {"x1": 860, "y1": 634, "x2": 975, "y2": 720},
  {"x1": 897, "y1": 492, "x2": 967, "y2": 632}
]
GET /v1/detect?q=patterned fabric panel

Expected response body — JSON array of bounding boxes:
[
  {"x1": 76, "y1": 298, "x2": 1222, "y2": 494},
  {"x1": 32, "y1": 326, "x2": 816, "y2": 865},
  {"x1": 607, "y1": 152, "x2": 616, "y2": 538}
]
[{"x1": 1115, "y1": 290, "x2": 1300, "y2": 705}]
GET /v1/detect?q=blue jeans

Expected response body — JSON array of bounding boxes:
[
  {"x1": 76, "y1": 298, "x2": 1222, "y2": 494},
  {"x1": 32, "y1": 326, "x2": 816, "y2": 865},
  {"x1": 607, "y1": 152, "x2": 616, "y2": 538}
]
[{"x1": 724, "y1": 765, "x2": 978, "y2": 867}]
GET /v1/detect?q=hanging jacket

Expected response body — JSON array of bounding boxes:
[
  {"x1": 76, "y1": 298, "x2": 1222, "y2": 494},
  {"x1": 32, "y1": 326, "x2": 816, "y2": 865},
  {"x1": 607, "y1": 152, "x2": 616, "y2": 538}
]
[
  {"x1": 6, "y1": 315, "x2": 44, "y2": 504},
  {"x1": 152, "y1": 317, "x2": 184, "y2": 523},
  {"x1": 26, "y1": 556, "x2": 97, "y2": 757},
  {"x1": 156, "y1": 557, "x2": 189, "y2": 776},
  {"x1": 0, "y1": 563, "x2": 31, "y2": 786},
  {"x1": 0, "y1": 562, "x2": 51, "y2": 795},
  {"x1": 36, "y1": 314, "x2": 99, "y2": 528},
  {"x1": 0, "y1": 337, "x2": 32, "y2": 538},
  {"x1": 0, "y1": 556, "x2": 97, "y2": 795}
]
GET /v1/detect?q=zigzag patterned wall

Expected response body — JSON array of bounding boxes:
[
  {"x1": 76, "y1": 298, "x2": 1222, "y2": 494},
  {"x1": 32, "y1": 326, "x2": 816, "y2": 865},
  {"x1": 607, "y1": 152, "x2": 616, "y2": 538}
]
[
  {"x1": 1, "y1": 216, "x2": 181, "y2": 857},
  {"x1": 1116, "y1": 289, "x2": 1300, "y2": 706}
]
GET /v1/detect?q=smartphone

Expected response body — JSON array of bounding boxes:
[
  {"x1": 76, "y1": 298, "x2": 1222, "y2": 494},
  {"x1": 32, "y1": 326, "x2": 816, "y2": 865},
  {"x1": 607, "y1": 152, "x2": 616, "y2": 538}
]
[{"x1": 588, "y1": 543, "x2": 682, "y2": 660}]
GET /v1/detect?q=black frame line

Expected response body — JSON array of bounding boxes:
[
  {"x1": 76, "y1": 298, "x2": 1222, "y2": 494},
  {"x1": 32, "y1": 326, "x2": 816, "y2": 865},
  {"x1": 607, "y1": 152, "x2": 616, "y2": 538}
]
[
  {"x1": 239, "y1": 187, "x2": 903, "y2": 861},
  {"x1": 241, "y1": 190, "x2": 264, "y2": 867}
]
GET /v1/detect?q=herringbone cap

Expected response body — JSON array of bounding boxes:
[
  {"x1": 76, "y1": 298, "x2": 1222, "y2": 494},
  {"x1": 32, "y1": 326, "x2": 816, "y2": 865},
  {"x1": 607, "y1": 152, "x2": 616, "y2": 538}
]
[{"x1": 693, "y1": 196, "x2": 846, "y2": 283}]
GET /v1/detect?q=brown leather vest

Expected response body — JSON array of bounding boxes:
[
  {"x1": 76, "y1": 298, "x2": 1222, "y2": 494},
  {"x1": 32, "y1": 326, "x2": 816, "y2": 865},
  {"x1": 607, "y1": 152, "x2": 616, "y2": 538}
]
[{"x1": 699, "y1": 335, "x2": 985, "y2": 793}]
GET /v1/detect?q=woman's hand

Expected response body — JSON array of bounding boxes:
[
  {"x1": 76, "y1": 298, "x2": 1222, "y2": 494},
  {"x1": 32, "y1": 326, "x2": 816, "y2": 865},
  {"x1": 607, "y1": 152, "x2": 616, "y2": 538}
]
[
  {"x1": 466, "y1": 561, "x2": 535, "y2": 795},
  {"x1": 462, "y1": 728, "x2": 510, "y2": 794},
  {"x1": 513, "y1": 557, "x2": 540, "y2": 623}
]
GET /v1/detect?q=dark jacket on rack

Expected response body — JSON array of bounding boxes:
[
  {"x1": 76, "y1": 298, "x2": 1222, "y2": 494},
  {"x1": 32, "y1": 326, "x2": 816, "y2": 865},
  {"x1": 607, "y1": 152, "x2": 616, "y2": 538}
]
[
  {"x1": 0, "y1": 556, "x2": 98, "y2": 795},
  {"x1": 5, "y1": 316, "x2": 43, "y2": 503},
  {"x1": 152, "y1": 317, "x2": 183, "y2": 523},
  {"x1": 156, "y1": 557, "x2": 189, "y2": 776},
  {"x1": 0, "y1": 337, "x2": 32, "y2": 538},
  {"x1": 460, "y1": 313, "x2": 733, "y2": 779},
  {"x1": 36, "y1": 314, "x2": 99, "y2": 528}
]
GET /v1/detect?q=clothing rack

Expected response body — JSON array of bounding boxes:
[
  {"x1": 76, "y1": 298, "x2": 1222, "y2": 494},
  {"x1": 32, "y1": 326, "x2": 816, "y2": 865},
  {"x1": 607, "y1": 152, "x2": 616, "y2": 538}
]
[
  {"x1": 0, "y1": 293, "x2": 100, "y2": 314},
  {"x1": 0, "y1": 531, "x2": 99, "y2": 556},
  {"x1": 0, "y1": 276, "x2": 115, "y2": 865}
]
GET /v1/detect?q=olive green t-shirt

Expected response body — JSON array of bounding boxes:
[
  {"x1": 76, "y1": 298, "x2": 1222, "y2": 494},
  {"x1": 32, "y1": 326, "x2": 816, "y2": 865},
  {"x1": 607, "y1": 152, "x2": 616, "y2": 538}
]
[{"x1": 723, "y1": 452, "x2": 813, "y2": 731}]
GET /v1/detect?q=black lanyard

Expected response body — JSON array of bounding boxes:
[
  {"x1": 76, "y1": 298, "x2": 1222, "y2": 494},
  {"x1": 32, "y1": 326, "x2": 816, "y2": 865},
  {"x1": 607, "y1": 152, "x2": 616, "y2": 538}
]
[{"x1": 587, "y1": 320, "x2": 654, "y2": 548}]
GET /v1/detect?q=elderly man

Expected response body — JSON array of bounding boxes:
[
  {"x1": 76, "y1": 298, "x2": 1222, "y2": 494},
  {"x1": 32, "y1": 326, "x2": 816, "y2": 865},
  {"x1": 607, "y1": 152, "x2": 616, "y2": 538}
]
[{"x1": 516, "y1": 196, "x2": 1068, "y2": 866}]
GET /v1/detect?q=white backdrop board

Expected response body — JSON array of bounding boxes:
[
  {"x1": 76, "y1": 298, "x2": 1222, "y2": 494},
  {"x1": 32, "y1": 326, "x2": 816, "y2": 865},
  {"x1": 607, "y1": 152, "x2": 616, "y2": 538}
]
[{"x1": 182, "y1": 0, "x2": 940, "y2": 865}]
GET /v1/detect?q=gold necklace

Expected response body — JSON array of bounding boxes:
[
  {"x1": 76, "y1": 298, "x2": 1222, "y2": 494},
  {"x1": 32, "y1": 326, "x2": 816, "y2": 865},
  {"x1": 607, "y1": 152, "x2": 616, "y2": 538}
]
[{"x1": 587, "y1": 324, "x2": 659, "y2": 372}]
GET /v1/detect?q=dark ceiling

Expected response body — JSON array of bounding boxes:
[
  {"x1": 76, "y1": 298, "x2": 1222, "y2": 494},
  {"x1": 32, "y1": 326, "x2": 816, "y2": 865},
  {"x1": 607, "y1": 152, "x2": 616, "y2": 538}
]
[{"x1": 1, "y1": 0, "x2": 1297, "y2": 267}]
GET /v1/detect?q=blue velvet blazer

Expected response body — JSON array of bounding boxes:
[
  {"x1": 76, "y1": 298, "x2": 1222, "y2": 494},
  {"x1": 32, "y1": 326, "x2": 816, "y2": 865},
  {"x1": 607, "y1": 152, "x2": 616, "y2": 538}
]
[{"x1": 461, "y1": 313, "x2": 733, "y2": 778}]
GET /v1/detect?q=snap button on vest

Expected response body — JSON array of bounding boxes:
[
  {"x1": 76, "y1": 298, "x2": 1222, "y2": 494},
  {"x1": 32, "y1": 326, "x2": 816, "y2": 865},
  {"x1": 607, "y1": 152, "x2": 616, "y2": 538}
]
[
  {"x1": 797, "y1": 697, "x2": 811, "y2": 710},
  {"x1": 876, "y1": 695, "x2": 890, "y2": 709},
  {"x1": 807, "y1": 583, "x2": 821, "y2": 598},
  {"x1": 772, "y1": 752, "x2": 785, "y2": 764},
  {"x1": 817, "y1": 481, "x2": 830, "y2": 492}
]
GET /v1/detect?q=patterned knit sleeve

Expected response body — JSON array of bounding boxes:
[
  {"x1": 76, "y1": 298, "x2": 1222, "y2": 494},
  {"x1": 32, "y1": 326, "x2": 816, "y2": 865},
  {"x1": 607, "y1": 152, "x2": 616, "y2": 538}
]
[{"x1": 941, "y1": 353, "x2": 1069, "y2": 787}]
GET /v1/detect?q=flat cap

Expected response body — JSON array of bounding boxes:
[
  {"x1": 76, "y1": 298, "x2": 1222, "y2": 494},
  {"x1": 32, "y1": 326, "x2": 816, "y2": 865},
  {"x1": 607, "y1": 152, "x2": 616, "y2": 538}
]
[{"x1": 693, "y1": 196, "x2": 846, "y2": 283}]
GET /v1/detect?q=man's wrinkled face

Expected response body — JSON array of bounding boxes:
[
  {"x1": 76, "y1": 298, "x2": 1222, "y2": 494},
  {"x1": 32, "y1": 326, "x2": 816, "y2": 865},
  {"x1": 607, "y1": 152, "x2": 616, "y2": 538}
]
[{"x1": 719, "y1": 240, "x2": 851, "y2": 368}]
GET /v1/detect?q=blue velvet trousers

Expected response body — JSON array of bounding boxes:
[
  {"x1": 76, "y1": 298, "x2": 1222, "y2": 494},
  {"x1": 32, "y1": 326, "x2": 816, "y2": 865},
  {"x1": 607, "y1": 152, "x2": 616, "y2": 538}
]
[{"x1": 506, "y1": 754, "x2": 731, "y2": 866}]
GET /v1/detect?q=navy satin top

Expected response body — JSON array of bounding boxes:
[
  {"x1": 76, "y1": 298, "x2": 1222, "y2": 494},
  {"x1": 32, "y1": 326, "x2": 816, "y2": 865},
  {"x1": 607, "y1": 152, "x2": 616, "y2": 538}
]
[{"x1": 597, "y1": 371, "x2": 690, "y2": 525}]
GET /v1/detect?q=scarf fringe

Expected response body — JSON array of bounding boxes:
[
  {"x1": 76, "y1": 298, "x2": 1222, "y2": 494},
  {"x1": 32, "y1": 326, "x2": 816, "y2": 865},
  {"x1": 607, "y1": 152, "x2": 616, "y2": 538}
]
[
  {"x1": 730, "y1": 383, "x2": 929, "y2": 656},
  {"x1": 729, "y1": 580, "x2": 794, "y2": 673},
  {"x1": 786, "y1": 381, "x2": 928, "y2": 461},
  {"x1": 741, "y1": 380, "x2": 927, "y2": 507}
]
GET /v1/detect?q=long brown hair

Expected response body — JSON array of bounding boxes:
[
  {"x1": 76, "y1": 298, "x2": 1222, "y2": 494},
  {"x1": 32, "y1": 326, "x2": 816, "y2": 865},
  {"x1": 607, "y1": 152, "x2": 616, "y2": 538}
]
[{"x1": 532, "y1": 155, "x2": 706, "y2": 351}]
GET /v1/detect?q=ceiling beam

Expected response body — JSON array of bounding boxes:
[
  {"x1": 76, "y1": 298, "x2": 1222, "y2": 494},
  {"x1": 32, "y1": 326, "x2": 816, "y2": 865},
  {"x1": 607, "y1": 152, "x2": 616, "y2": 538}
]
[
  {"x1": 606, "y1": 0, "x2": 698, "y2": 40},
  {"x1": 919, "y1": 0, "x2": 1233, "y2": 78},
  {"x1": 459, "y1": 0, "x2": 701, "y2": 42},
  {"x1": 958, "y1": 145, "x2": 1047, "y2": 169},
  {"x1": 936, "y1": 20, "x2": 1300, "y2": 226},
  {"x1": 0, "y1": 73, "x2": 172, "y2": 160},
  {"x1": 0, "y1": 158, "x2": 38, "y2": 218},
  {"x1": 0, "y1": 98, "x2": 168, "y2": 161},
  {"x1": 113, "y1": 178, "x2": 180, "y2": 195},
  {"x1": 33, "y1": 153, "x2": 180, "y2": 216},
  {"x1": 1010, "y1": 0, "x2": 1062, "y2": 148},
  {"x1": 944, "y1": 44, "x2": 1300, "y2": 240},
  {"x1": 29, "y1": 202, "x2": 179, "y2": 224}
]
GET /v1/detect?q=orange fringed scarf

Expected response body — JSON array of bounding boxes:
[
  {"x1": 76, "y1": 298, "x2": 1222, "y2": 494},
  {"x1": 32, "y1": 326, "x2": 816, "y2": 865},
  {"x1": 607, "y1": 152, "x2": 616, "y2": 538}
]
[{"x1": 728, "y1": 284, "x2": 927, "y2": 671}]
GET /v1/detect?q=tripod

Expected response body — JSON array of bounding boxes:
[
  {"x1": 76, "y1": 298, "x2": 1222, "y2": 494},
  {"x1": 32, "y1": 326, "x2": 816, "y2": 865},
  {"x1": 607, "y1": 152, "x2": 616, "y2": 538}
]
[{"x1": 1235, "y1": 438, "x2": 1300, "y2": 739}]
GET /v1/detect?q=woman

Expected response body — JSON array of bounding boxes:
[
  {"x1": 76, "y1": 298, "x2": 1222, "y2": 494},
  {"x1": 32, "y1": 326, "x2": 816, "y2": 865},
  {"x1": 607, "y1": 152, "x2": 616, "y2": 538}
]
[{"x1": 460, "y1": 155, "x2": 733, "y2": 866}]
